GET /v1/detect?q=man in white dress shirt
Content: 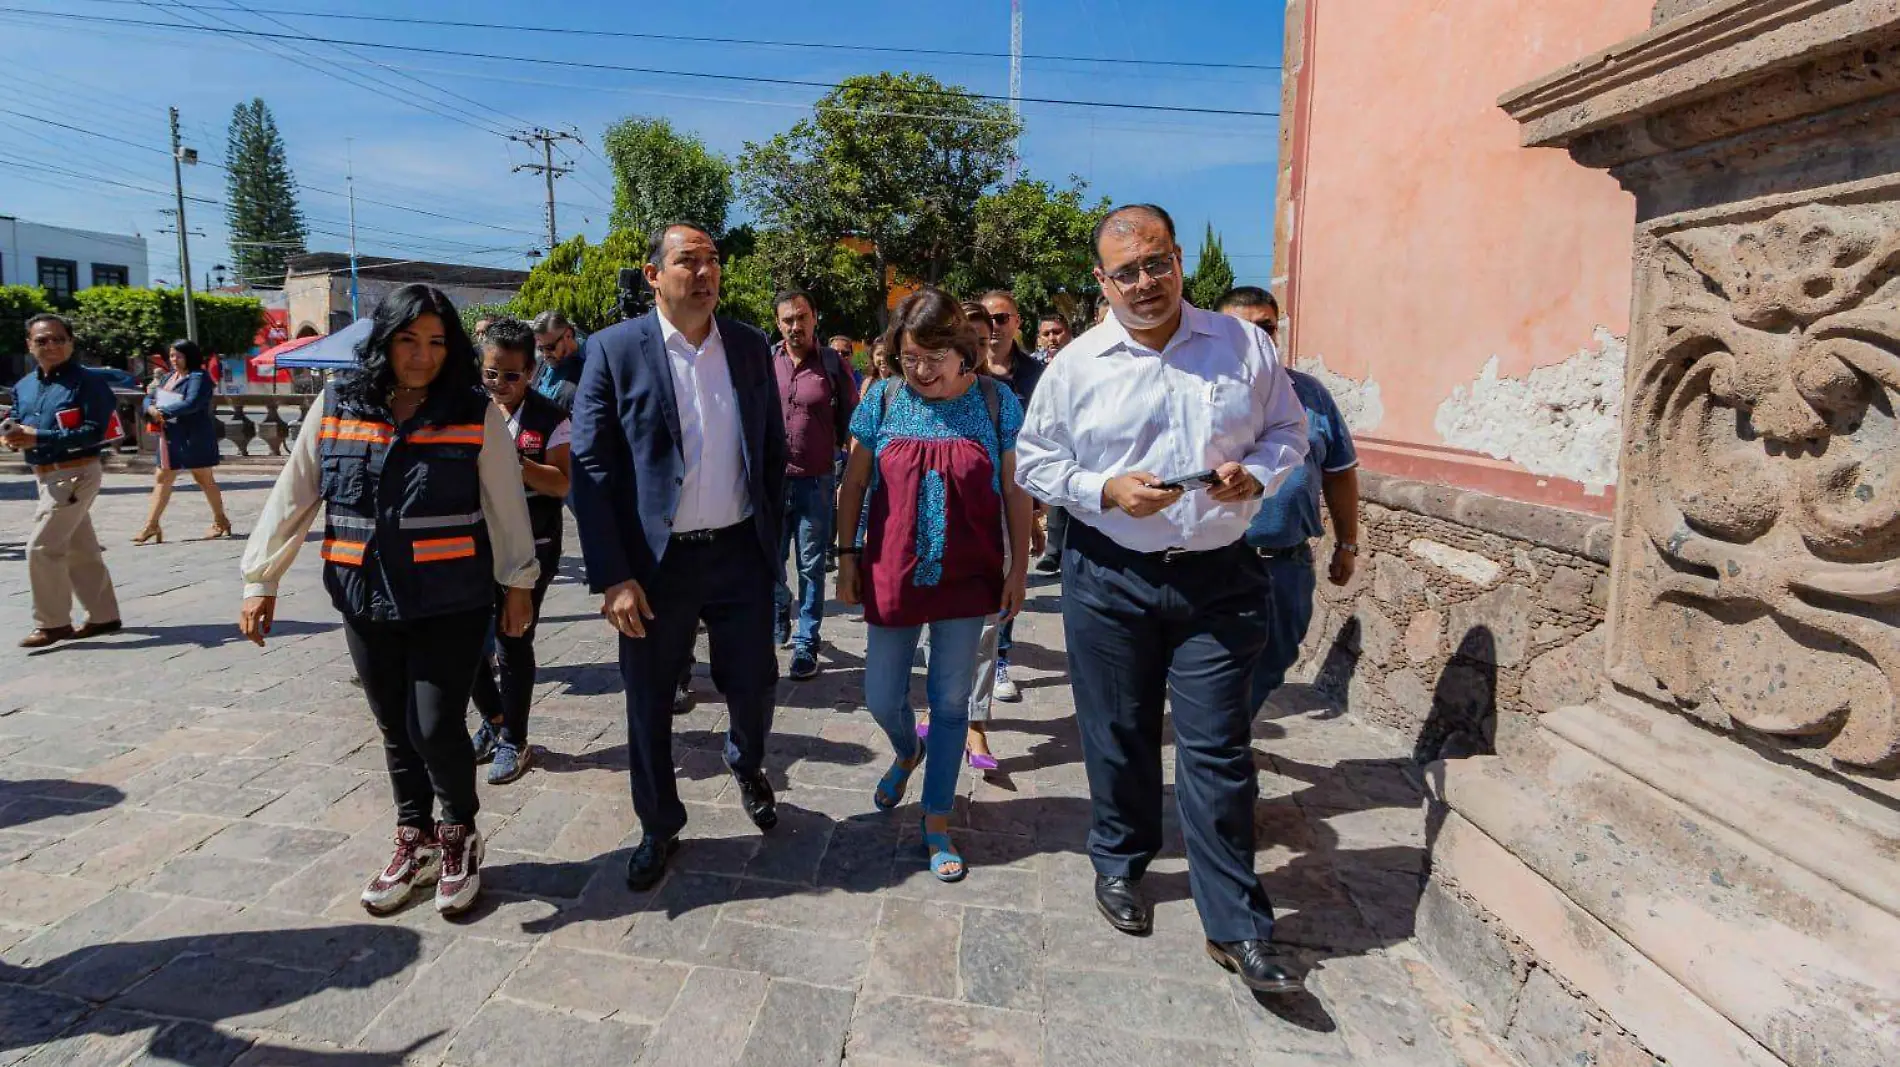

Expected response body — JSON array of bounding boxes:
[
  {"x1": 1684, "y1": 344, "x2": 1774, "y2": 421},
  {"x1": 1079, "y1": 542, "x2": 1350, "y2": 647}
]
[
  {"x1": 1016, "y1": 204, "x2": 1310, "y2": 993},
  {"x1": 569, "y1": 222, "x2": 789, "y2": 891}
]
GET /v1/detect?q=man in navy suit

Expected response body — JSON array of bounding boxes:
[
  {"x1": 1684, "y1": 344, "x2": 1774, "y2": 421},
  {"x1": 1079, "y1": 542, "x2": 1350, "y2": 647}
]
[{"x1": 569, "y1": 221, "x2": 788, "y2": 891}]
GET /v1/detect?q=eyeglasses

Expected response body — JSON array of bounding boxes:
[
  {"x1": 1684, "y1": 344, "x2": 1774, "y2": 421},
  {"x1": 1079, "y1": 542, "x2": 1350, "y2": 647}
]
[
  {"x1": 482, "y1": 368, "x2": 526, "y2": 384},
  {"x1": 987, "y1": 312, "x2": 1015, "y2": 325},
  {"x1": 28, "y1": 335, "x2": 71, "y2": 348},
  {"x1": 1102, "y1": 254, "x2": 1178, "y2": 289},
  {"x1": 900, "y1": 351, "x2": 954, "y2": 370}
]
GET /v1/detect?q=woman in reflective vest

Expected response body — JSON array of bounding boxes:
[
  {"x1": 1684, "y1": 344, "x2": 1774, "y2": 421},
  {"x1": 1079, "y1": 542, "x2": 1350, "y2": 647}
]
[{"x1": 237, "y1": 283, "x2": 540, "y2": 919}]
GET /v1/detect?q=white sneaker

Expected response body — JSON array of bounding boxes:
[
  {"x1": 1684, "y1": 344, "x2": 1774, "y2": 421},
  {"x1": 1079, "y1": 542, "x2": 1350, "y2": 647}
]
[
  {"x1": 994, "y1": 662, "x2": 1021, "y2": 703},
  {"x1": 361, "y1": 826, "x2": 440, "y2": 915},
  {"x1": 434, "y1": 824, "x2": 484, "y2": 915}
]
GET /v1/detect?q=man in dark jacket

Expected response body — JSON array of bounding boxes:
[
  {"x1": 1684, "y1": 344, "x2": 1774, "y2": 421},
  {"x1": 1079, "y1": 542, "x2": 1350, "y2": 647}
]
[{"x1": 4, "y1": 314, "x2": 122, "y2": 647}]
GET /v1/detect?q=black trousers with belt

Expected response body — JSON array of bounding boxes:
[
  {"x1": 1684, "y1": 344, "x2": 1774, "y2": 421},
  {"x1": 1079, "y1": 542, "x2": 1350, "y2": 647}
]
[
  {"x1": 1061, "y1": 520, "x2": 1276, "y2": 943},
  {"x1": 618, "y1": 522, "x2": 778, "y2": 841}
]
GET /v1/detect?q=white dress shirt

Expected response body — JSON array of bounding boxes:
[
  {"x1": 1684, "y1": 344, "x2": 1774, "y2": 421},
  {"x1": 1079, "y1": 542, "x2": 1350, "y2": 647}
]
[
  {"x1": 240, "y1": 391, "x2": 540, "y2": 598},
  {"x1": 1015, "y1": 304, "x2": 1309, "y2": 553},
  {"x1": 658, "y1": 310, "x2": 751, "y2": 533}
]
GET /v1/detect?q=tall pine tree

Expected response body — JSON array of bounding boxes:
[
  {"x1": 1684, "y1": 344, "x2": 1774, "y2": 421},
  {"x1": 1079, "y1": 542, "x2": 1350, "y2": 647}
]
[
  {"x1": 1186, "y1": 223, "x2": 1235, "y2": 310},
  {"x1": 224, "y1": 98, "x2": 306, "y2": 288}
]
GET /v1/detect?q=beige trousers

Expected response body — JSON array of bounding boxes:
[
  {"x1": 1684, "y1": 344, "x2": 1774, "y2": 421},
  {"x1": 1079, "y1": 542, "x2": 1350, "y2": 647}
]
[{"x1": 29, "y1": 460, "x2": 120, "y2": 629}]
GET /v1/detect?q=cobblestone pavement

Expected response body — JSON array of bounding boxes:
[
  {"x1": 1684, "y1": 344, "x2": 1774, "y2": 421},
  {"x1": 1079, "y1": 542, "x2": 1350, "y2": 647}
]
[{"x1": 0, "y1": 471, "x2": 1519, "y2": 1067}]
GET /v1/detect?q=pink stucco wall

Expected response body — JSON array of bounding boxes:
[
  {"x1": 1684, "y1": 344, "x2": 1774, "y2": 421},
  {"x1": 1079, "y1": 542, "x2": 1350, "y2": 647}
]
[{"x1": 1285, "y1": 0, "x2": 1653, "y2": 510}]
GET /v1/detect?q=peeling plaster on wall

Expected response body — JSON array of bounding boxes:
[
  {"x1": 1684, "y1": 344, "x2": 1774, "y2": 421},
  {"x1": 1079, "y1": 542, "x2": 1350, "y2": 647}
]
[
  {"x1": 1433, "y1": 327, "x2": 1626, "y2": 493},
  {"x1": 1295, "y1": 355, "x2": 1386, "y2": 432}
]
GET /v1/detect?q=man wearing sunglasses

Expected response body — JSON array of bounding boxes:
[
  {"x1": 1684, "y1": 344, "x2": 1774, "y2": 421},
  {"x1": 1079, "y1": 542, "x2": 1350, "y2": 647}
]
[
  {"x1": 466, "y1": 317, "x2": 571, "y2": 784},
  {"x1": 1016, "y1": 204, "x2": 1310, "y2": 996},
  {"x1": 529, "y1": 310, "x2": 587, "y2": 414}
]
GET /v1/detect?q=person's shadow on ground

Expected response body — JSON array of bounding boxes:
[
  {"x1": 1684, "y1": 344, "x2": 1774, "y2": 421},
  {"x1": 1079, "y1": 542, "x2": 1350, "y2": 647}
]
[
  {"x1": 22, "y1": 620, "x2": 337, "y2": 655},
  {"x1": 0, "y1": 782, "x2": 125, "y2": 831},
  {"x1": 0, "y1": 926, "x2": 436, "y2": 1066}
]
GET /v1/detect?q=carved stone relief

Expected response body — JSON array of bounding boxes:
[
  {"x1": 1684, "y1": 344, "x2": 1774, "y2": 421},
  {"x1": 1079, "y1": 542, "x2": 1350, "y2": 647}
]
[{"x1": 1614, "y1": 200, "x2": 1900, "y2": 771}]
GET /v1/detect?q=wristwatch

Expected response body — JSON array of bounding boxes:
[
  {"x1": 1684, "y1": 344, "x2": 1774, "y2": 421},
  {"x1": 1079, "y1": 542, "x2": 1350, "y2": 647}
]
[{"x1": 1337, "y1": 541, "x2": 1360, "y2": 555}]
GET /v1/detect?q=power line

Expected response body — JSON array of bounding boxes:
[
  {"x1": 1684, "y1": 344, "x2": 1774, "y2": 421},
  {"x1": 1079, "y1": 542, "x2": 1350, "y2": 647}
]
[
  {"x1": 72, "y1": 0, "x2": 1282, "y2": 72},
  {"x1": 3, "y1": 7, "x2": 1281, "y2": 119}
]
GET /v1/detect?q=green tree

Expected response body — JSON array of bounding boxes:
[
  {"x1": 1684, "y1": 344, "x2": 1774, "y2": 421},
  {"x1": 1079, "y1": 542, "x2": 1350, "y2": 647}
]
[
  {"x1": 224, "y1": 98, "x2": 307, "y2": 288},
  {"x1": 69, "y1": 288, "x2": 262, "y2": 365},
  {"x1": 510, "y1": 230, "x2": 646, "y2": 334},
  {"x1": 717, "y1": 253, "x2": 776, "y2": 333},
  {"x1": 1186, "y1": 223, "x2": 1235, "y2": 310},
  {"x1": 1, "y1": 285, "x2": 54, "y2": 360},
  {"x1": 602, "y1": 117, "x2": 732, "y2": 238},
  {"x1": 962, "y1": 175, "x2": 1111, "y2": 321},
  {"x1": 738, "y1": 72, "x2": 1020, "y2": 327}
]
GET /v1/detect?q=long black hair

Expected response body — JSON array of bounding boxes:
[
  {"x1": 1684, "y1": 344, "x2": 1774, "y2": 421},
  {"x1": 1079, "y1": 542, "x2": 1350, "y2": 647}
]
[
  {"x1": 168, "y1": 339, "x2": 205, "y2": 373},
  {"x1": 338, "y1": 283, "x2": 480, "y2": 411}
]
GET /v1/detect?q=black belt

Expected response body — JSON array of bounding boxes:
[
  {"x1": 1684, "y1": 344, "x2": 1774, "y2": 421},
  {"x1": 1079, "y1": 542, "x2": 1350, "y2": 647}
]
[
  {"x1": 1071, "y1": 519, "x2": 1249, "y2": 566},
  {"x1": 1253, "y1": 542, "x2": 1312, "y2": 561},
  {"x1": 668, "y1": 518, "x2": 749, "y2": 546}
]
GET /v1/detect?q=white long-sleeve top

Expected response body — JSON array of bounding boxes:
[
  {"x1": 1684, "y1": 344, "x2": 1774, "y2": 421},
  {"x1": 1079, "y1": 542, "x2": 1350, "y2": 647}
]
[
  {"x1": 240, "y1": 390, "x2": 541, "y2": 599},
  {"x1": 1015, "y1": 304, "x2": 1310, "y2": 553}
]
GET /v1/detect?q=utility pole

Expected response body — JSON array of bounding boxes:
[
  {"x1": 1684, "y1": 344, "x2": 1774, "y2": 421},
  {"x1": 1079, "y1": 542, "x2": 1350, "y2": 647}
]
[
  {"x1": 347, "y1": 138, "x2": 360, "y2": 320},
  {"x1": 1009, "y1": 0, "x2": 1023, "y2": 181},
  {"x1": 509, "y1": 128, "x2": 579, "y2": 253},
  {"x1": 169, "y1": 107, "x2": 200, "y2": 343}
]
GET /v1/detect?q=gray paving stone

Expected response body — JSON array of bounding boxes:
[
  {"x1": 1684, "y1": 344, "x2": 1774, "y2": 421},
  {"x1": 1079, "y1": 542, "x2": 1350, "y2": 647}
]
[
  {"x1": 1039, "y1": 1020, "x2": 1255, "y2": 1067},
  {"x1": 737, "y1": 980, "x2": 854, "y2": 1067},
  {"x1": 485, "y1": 788, "x2": 592, "y2": 856},
  {"x1": 138, "y1": 854, "x2": 299, "y2": 906},
  {"x1": 635, "y1": 967, "x2": 768, "y2": 1067},
  {"x1": 142, "y1": 780, "x2": 282, "y2": 820},
  {"x1": 697, "y1": 916, "x2": 870, "y2": 987},
  {"x1": 845, "y1": 994, "x2": 1041, "y2": 1067},
  {"x1": 257, "y1": 926, "x2": 451, "y2": 1046},
  {"x1": 446, "y1": 996, "x2": 650, "y2": 1067},
  {"x1": 498, "y1": 944, "x2": 686, "y2": 1022},
  {"x1": 196, "y1": 822, "x2": 350, "y2": 865},
  {"x1": 960, "y1": 908, "x2": 1043, "y2": 1012},
  {"x1": 1045, "y1": 968, "x2": 1247, "y2": 1046},
  {"x1": 115, "y1": 951, "x2": 323, "y2": 1022},
  {"x1": 356, "y1": 936, "x2": 528, "y2": 1061},
  {"x1": 865, "y1": 898, "x2": 961, "y2": 1001},
  {"x1": 0, "y1": 986, "x2": 90, "y2": 1061}
]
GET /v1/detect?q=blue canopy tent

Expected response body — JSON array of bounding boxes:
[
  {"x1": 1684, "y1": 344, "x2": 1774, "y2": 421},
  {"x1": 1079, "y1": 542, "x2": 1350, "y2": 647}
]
[{"x1": 253, "y1": 318, "x2": 372, "y2": 373}]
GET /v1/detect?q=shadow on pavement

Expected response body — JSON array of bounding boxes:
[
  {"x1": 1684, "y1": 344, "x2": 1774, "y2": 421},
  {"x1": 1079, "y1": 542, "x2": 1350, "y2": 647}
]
[
  {"x1": 0, "y1": 925, "x2": 435, "y2": 1066},
  {"x1": 23, "y1": 619, "x2": 338, "y2": 654},
  {"x1": 0, "y1": 782, "x2": 125, "y2": 831}
]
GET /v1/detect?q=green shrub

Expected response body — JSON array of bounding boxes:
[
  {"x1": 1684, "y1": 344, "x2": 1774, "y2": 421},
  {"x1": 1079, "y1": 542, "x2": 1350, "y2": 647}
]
[
  {"x1": 0, "y1": 285, "x2": 54, "y2": 357},
  {"x1": 70, "y1": 288, "x2": 264, "y2": 366}
]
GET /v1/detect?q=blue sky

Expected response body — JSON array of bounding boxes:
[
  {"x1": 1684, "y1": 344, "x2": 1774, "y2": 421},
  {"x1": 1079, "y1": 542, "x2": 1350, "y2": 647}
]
[{"x1": 0, "y1": 0, "x2": 1283, "y2": 291}]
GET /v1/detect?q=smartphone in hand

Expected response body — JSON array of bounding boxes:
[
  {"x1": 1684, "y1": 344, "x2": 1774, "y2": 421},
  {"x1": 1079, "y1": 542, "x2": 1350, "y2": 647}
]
[{"x1": 1156, "y1": 469, "x2": 1220, "y2": 491}]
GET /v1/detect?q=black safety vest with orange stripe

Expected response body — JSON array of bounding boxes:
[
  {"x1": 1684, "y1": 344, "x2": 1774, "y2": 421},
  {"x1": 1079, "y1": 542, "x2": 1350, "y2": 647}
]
[{"x1": 316, "y1": 383, "x2": 495, "y2": 622}]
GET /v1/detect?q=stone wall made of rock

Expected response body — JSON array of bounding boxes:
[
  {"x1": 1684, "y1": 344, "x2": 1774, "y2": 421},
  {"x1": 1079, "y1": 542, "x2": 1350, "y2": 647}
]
[{"x1": 1285, "y1": 473, "x2": 1614, "y2": 761}]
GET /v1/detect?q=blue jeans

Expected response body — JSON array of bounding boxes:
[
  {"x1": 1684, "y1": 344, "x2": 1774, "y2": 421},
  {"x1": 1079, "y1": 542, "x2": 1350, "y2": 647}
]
[
  {"x1": 864, "y1": 616, "x2": 985, "y2": 816},
  {"x1": 1249, "y1": 544, "x2": 1317, "y2": 710},
  {"x1": 774, "y1": 474, "x2": 835, "y2": 650}
]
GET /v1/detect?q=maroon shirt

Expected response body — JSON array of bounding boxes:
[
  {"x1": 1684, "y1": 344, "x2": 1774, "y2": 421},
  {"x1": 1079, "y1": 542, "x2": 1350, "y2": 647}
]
[{"x1": 773, "y1": 342, "x2": 857, "y2": 478}]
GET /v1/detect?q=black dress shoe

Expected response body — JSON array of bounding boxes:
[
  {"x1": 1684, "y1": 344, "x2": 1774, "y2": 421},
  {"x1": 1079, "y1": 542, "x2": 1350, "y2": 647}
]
[
  {"x1": 1094, "y1": 875, "x2": 1152, "y2": 935},
  {"x1": 625, "y1": 833, "x2": 679, "y2": 892},
  {"x1": 1206, "y1": 939, "x2": 1304, "y2": 994},
  {"x1": 732, "y1": 767, "x2": 778, "y2": 831}
]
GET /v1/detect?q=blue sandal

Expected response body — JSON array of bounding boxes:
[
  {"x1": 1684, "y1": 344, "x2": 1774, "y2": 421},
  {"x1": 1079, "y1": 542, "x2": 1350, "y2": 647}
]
[
  {"x1": 874, "y1": 749, "x2": 923, "y2": 811},
  {"x1": 921, "y1": 817, "x2": 966, "y2": 883}
]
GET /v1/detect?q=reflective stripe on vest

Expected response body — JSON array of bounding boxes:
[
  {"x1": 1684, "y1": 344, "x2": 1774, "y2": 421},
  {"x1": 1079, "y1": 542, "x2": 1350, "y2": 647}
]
[
  {"x1": 408, "y1": 424, "x2": 485, "y2": 446},
  {"x1": 321, "y1": 538, "x2": 368, "y2": 565},
  {"x1": 396, "y1": 510, "x2": 484, "y2": 530},
  {"x1": 413, "y1": 536, "x2": 477, "y2": 563},
  {"x1": 320, "y1": 417, "x2": 394, "y2": 444}
]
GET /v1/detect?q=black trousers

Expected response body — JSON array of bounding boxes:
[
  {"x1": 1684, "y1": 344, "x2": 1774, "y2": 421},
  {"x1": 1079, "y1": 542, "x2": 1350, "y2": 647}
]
[
  {"x1": 1040, "y1": 505, "x2": 1070, "y2": 565},
  {"x1": 1061, "y1": 521, "x2": 1276, "y2": 943},
  {"x1": 343, "y1": 606, "x2": 490, "y2": 831},
  {"x1": 470, "y1": 547, "x2": 559, "y2": 747},
  {"x1": 619, "y1": 524, "x2": 777, "y2": 840}
]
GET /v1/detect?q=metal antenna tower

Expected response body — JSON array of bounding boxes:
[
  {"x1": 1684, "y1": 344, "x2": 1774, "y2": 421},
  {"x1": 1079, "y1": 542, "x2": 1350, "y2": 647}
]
[{"x1": 1009, "y1": 0, "x2": 1023, "y2": 181}]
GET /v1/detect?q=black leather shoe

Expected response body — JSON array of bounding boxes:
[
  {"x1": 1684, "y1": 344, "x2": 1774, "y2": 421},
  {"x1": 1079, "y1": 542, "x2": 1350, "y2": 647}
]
[
  {"x1": 1094, "y1": 875, "x2": 1151, "y2": 935},
  {"x1": 624, "y1": 833, "x2": 679, "y2": 892},
  {"x1": 1206, "y1": 939, "x2": 1304, "y2": 994},
  {"x1": 732, "y1": 768, "x2": 778, "y2": 831}
]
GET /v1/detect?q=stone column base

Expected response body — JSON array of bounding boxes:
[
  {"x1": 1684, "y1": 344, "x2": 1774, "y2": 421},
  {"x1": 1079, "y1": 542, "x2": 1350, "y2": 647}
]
[{"x1": 1420, "y1": 696, "x2": 1900, "y2": 1067}]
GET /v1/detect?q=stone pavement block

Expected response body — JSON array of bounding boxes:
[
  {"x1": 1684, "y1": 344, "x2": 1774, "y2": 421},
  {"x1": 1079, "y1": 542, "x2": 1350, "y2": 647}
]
[
  {"x1": 1044, "y1": 968, "x2": 1247, "y2": 1047},
  {"x1": 0, "y1": 870, "x2": 110, "y2": 929},
  {"x1": 116, "y1": 951, "x2": 324, "y2": 1023},
  {"x1": 19, "y1": 809, "x2": 226, "y2": 886},
  {"x1": 485, "y1": 788, "x2": 592, "y2": 856},
  {"x1": 0, "y1": 829, "x2": 54, "y2": 866},
  {"x1": 481, "y1": 849, "x2": 596, "y2": 901},
  {"x1": 248, "y1": 768, "x2": 377, "y2": 828},
  {"x1": 12, "y1": 1008, "x2": 157, "y2": 1067},
  {"x1": 635, "y1": 967, "x2": 769, "y2": 1067},
  {"x1": 886, "y1": 853, "x2": 1038, "y2": 914},
  {"x1": 1038, "y1": 1020, "x2": 1254, "y2": 1067},
  {"x1": 865, "y1": 898, "x2": 961, "y2": 1001},
  {"x1": 499, "y1": 944, "x2": 686, "y2": 1023},
  {"x1": 721, "y1": 881, "x2": 882, "y2": 937},
  {"x1": 960, "y1": 908, "x2": 1042, "y2": 1012},
  {"x1": 196, "y1": 821, "x2": 350, "y2": 865},
  {"x1": 445, "y1": 996, "x2": 650, "y2": 1067},
  {"x1": 619, "y1": 871, "x2": 731, "y2": 960},
  {"x1": 736, "y1": 980, "x2": 854, "y2": 1067},
  {"x1": 312, "y1": 781, "x2": 393, "y2": 835},
  {"x1": 741, "y1": 803, "x2": 833, "y2": 884},
  {"x1": 0, "y1": 796, "x2": 119, "y2": 839},
  {"x1": 259, "y1": 927, "x2": 453, "y2": 1047},
  {"x1": 356, "y1": 936, "x2": 528, "y2": 1061},
  {"x1": 696, "y1": 917, "x2": 870, "y2": 987},
  {"x1": 1228, "y1": 971, "x2": 1359, "y2": 1063},
  {"x1": 142, "y1": 780, "x2": 282, "y2": 820},
  {"x1": 540, "y1": 861, "x2": 652, "y2": 950},
  {"x1": 844, "y1": 994, "x2": 1041, "y2": 1067},
  {"x1": 7, "y1": 890, "x2": 172, "y2": 972},
  {"x1": 0, "y1": 986, "x2": 91, "y2": 1062},
  {"x1": 815, "y1": 820, "x2": 897, "y2": 894},
  {"x1": 1311, "y1": 953, "x2": 1466, "y2": 1067},
  {"x1": 550, "y1": 796, "x2": 637, "y2": 861},
  {"x1": 1038, "y1": 914, "x2": 1223, "y2": 986},
  {"x1": 138, "y1": 854, "x2": 299, "y2": 906}
]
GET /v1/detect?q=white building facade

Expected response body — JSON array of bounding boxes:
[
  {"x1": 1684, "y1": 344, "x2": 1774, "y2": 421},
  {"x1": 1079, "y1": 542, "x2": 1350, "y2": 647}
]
[{"x1": 0, "y1": 217, "x2": 150, "y2": 299}]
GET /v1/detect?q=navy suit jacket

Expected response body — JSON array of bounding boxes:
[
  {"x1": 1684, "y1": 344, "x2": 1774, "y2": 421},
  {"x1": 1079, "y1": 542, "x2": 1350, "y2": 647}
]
[{"x1": 569, "y1": 310, "x2": 787, "y2": 593}]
